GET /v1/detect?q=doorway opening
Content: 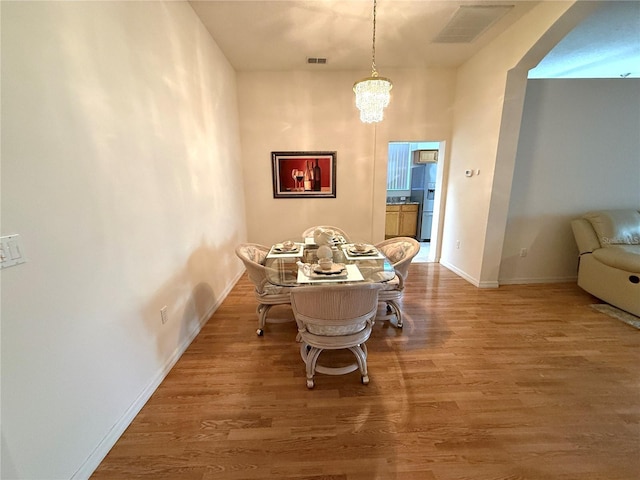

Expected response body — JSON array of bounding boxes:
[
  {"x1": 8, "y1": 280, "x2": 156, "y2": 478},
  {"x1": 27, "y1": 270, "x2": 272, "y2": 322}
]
[{"x1": 385, "y1": 141, "x2": 445, "y2": 263}]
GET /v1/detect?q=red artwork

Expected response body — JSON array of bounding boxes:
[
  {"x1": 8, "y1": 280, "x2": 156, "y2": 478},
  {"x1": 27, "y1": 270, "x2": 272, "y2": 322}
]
[{"x1": 271, "y1": 152, "x2": 336, "y2": 198}]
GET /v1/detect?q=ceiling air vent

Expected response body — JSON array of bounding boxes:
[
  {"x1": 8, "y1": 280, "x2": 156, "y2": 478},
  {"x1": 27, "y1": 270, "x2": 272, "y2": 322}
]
[
  {"x1": 433, "y1": 5, "x2": 513, "y2": 44},
  {"x1": 307, "y1": 57, "x2": 327, "y2": 64}
]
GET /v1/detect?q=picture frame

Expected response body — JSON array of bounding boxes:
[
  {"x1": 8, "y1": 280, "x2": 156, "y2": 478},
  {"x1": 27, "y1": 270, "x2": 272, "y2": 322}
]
[{"x1": 271, "y1": 151, "x2": 336, "y2": 198}]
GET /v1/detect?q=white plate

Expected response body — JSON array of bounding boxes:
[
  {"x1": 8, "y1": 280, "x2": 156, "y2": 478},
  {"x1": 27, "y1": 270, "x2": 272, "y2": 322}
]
[{"x1": 312, "y1": 263, "x2": 346, "y2": 275}]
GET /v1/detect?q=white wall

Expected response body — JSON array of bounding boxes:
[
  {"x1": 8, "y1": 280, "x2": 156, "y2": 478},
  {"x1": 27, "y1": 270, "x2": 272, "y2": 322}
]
[
  {"x1": 1, "y1": 2, "x2": 246, "y2": 478},
  {"x1": 439, "y1": 1, "x2": 593, "y2": 287},
  {"x1": 237, "y1": 68, "x2": 455, "y2": 246},
  {"x1": 499, "y1": 78, "x2": 640, "y2": 284}
]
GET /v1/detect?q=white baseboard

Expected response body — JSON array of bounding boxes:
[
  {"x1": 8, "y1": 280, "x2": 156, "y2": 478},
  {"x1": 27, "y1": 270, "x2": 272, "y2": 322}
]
[
  {"x1": 499, "y1": 275, "x2": 578, "y2": 285},
  {"x1": 439, "y1": 260, "x2": 499, "y2": 288},
  {"x1": 72, "y1": 270, "x2": 244, "y2": 480},
  {"x1": 440, "y1": 260, "x2": 576, "y2": 287}
]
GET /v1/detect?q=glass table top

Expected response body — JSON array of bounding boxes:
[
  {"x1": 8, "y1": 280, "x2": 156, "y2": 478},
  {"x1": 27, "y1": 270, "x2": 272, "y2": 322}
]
[{"x1": 264, "y1": 244, "x2": 396, "y2": 287}]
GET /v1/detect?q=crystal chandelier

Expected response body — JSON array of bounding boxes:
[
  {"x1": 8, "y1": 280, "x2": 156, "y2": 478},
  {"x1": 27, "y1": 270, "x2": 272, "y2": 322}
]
[{"x1": 353, "y1": 0, "x2": 392, "y2": 123}]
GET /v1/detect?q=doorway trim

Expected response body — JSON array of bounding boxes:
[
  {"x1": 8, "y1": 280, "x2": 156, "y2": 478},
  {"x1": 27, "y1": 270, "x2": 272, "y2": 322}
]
[{"x1": 384, "y1": 140, "x2": 448, "y2": 264}]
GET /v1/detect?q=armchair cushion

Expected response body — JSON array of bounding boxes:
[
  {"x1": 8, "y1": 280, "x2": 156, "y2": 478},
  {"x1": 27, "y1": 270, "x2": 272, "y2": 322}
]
[
  {"x1": 381, "y1": 240, "x2": 416, "y2": 264},
  {"x1": 259, "y1": 284, "x2": 292, "y2": 297},
  {"x1": 592, "y1": 245, "x2": 640, "y2": 272},
  {"x1": 306, "y1": 322, "x2": 367, "y2": 336},
  {"x1": 583, "y1": 209, "x2": 640, "y2": 247},
  {"x1": 378, "y1": 276, "x2": 400, "y2": 291},
  {"x1": 240, "y1": 244, "x2": 267, "y2": 264}
]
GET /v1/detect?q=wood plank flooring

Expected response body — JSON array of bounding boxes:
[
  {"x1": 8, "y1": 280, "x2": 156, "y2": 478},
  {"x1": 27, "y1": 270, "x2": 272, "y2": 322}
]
[{"x1": 92, "y1": 263, "x2": 640, "y2": 480}]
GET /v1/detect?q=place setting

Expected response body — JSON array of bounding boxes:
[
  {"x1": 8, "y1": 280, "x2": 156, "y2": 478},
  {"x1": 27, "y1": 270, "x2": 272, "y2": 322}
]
[
  {"x1": 342, "y1": 243, "x2": 385, "y2": 260},
  {"x1": 267, "y1": 240, "x2": 304, "y2": 258},
  {"x1": 296, "y1": 258, "x2": 364, "y2": 283}
]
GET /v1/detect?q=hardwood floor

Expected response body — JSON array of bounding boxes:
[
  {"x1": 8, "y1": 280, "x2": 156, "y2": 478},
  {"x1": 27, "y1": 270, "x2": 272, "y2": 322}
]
[{"x1": 92, "y1": 263, "x2": 640, "y2": 480}]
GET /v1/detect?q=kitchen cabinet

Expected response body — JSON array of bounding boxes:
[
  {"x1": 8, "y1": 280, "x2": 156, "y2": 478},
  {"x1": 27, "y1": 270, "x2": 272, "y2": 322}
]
[
  {"x1": 385, "y1": 205, "x2": 400, "y2": 236},
  {"x1": 399, "y1": 204, "x2": 419, "y2": 236},
  {"x1": 385, "y1": 203, "x2": 418, "y2": 238}
]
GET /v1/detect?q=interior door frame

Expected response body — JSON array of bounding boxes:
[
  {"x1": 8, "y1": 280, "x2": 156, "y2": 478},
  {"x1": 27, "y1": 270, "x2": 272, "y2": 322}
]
[
  {"x1": 428, "y1": 141, "x2": 447, "y2": 263},
  {"x1": 384, "y1": 140, "x2": 448, "y2": 263}
]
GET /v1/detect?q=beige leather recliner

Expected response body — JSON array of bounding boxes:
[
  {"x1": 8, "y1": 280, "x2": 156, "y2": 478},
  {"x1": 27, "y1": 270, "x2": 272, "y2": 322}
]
[{"x1": 571, "y1": 209, "x2": 640, "y2": 317}]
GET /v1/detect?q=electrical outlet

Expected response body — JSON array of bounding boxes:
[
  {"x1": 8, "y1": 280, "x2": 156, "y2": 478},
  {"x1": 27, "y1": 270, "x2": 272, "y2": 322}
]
[
  {"x1": 160, "y1": 306, "x2": 169, "y2": 324},
  {"x1": 520, "y1": 248, "x2": 528, "y2": 257},
  {"x1": 456, "y1": 240, "x2": 461, "y2": 249}
]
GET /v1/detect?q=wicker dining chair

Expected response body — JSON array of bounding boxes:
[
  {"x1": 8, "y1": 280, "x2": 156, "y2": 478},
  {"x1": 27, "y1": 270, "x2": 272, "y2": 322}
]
[
  {"x1": 235, "y1": 243, "x2": 292, "y2": 336},
  {"x1": 374, "y1": 237, "x2": 421, "y2": 328},
  {"x1": 300, "y1": 225, "x2": 352, "y2": 243},
  {"x1": 290, "y1": 283, "x2": 382, "y2": 389}
]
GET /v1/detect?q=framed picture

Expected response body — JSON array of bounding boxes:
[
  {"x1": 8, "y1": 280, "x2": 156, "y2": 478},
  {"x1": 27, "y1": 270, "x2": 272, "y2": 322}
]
[{"x1": 271, "y1": 151, "x2": 336, "y2": 198}]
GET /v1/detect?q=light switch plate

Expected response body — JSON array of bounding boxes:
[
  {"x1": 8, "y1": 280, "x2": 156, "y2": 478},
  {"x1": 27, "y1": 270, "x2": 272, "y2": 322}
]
[{"x1": 1, "y1": 234, "x2": 27, "y2": 269}]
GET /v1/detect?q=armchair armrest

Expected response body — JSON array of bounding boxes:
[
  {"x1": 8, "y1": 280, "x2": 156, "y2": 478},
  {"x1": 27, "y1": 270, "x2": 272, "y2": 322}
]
[{"x1": 571, "y1": 218, "x2": 601, "y2": 255}]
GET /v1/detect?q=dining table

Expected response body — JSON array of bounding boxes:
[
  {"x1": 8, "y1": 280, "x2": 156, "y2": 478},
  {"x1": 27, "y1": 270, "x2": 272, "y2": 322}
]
[{"x1": 263, "y1": 238, "x2": 396, "y2": 287}]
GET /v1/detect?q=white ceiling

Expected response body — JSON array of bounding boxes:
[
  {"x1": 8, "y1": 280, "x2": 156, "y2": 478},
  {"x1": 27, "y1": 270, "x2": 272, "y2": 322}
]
[
  {"x1": 529, "y1": 1, "x2": 640, "y2": 78},
  {"x1": 190, "y1": 0, "x2": 640, "y2": 78}
]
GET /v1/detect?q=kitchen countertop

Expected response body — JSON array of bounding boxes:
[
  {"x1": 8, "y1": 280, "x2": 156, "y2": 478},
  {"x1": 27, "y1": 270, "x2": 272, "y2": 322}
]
[{"x1": 386, "y1": 202, "x2": 419, "y2": 205}]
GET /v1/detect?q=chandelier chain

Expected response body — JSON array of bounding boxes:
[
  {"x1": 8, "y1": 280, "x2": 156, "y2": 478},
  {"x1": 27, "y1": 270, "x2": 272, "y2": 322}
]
[{"x1": 371, "y1": 0, "x2": 378, "y2": 75}]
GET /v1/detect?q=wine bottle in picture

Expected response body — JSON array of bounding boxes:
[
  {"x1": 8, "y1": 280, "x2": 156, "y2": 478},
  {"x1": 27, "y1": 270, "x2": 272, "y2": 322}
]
[
  {"x1": 313, "y1": 159, "x2": 321, "y2": 191},
  {"x1": 304, "y1": 161, "x2": 312, "y2": 191}
]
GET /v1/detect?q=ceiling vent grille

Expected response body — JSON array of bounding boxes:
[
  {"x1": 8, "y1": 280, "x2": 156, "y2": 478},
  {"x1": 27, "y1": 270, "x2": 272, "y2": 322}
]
[
  {"x1": 307, "y1": 57, "x2": 327, "y2": 64},
  {"x1": 433, "y1": 5, "x2": 513, "y2": 44}
]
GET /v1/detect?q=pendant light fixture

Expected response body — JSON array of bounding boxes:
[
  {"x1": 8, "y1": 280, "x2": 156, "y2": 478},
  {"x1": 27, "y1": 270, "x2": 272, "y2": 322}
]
[{"x1": 353, "y1": 0, "x2": 392, "y2": 123}]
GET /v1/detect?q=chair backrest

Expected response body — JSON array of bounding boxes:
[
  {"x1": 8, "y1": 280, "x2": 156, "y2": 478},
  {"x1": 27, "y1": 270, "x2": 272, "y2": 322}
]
[
  {"x1": 290, "y1": 283, "x2": 382, "y2": 336},
  {"x1": 375, "y1": 237, "x2": 420, "y2": 283},
  {"x1": 301, "y1": 225, "x2": 351, "y2": 243},
  {"x1": 235, "y1": 243, "x2": 270, "y2": 292}
]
